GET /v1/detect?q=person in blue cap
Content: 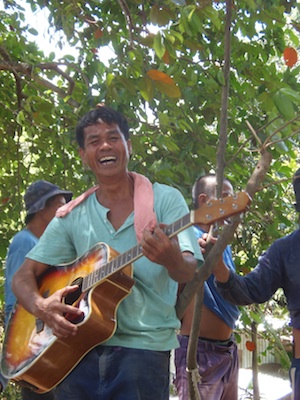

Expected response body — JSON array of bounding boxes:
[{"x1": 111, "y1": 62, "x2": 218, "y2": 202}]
[
  {"x1": 1, "y1": 180, "x2": 72, "y2": 399},
  {"x1": 210, "y1": 169, "x2": 300, "y2": 400}
]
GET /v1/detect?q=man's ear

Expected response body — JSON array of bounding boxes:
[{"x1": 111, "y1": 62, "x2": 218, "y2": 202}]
[
  {"x1": 197, "y1": 193, "x2": 208, "y2": 206},
  {"x1": 127, "y1": 139, "x2": 132, "y2": 157},
  {"x1": 79, "y1": 147, "x2": 88, "y2": 166}
]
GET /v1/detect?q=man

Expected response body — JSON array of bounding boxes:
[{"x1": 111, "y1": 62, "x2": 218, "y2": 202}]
[
  {"x1": 174, "y1": 174, "x2": 240, "y2": 399},
  {"x1": 2, "y1": 180, "x2": 72, "y2": 399},
  {"x1": 211, "y1": 169, "x2": 300, "y2": 400},
  {"x1": 12, "y1": 106, "x2": 202, "y2": 400}
]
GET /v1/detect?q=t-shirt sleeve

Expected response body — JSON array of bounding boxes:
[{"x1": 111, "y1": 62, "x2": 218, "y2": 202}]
[{"x1": 26, "y1": 217, "x2": 76, "y2": 266}]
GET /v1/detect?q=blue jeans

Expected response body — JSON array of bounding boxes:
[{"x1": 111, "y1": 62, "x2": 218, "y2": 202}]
[
  {"x1": 174, "y1": 335, "x2": 239, "y2": 400},
  {"x1": 55, "y1": 345, "x2": 170, "y2": 400},
  {"x1": 21, "y1": 387, "x2": 55, "y2": 400},
  {"x1": 290, "y1": 357, "x2": 300, "y2": 400}
]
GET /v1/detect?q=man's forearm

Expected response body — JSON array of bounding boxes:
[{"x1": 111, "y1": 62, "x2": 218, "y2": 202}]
[{"x1": 213, "y1": 258, "x2": 231, "y2": 283}]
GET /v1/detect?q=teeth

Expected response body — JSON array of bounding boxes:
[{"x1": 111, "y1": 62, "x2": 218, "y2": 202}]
[{"x1": 99, "y1": 156, "x2": 116, "y2": 163}]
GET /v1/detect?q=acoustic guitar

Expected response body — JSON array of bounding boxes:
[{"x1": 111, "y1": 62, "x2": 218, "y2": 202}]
[{"x1": 1, "y1": 192, "x2": 251, "y2": 393}]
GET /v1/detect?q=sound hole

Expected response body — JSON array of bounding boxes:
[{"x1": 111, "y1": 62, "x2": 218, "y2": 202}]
[
  {"x1": 64, "y1": 277, "x2": 83, "y2": 305},
  {"x1": 64, "y1": 277, "x2": 84, "y2": 324}
]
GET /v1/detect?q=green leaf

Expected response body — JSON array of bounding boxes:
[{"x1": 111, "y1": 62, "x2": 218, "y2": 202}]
[
  {"x1": 153, "y1": 31, "x2": 166, "y2": 59},
  {"x1": 278, "y1": 87, "x2": 300, "y2": 103},
  {"x1": 217, "y1": 69, "x2": 225, "y2": 86},
  {"x1": 139, "y1": 34, "x2": 155, "y2": 47},
  {"x1": 16, "y1": 110, "x2": 25, "y2": 125},
  {"x1": 168, "y1": 29, "x2": 184, "y2": 44},
  {"x1": 62, "y1": 54, "x2": 76, "y2": 62},
  {"x1": 28, "y1": 28, "x2": 38, "y2": 36},
  {"x1": 203, "y1": 7, "x2": 221, "y2": 30},
  {"x1": 273, "y1": 91, "x2": 295, "y2": 120},
  {"x1": 117, "y1": 76, "x2": 136, "y2": 94},
  {"x1": 138, "y1": 77, "x2": 154, "y2": 102},
  {"x1": 106, "y1": 73, "x2": 115, "y2": 86},
  {"x1": 155, "y1": 81, "x2": 181, "y2": 98}
]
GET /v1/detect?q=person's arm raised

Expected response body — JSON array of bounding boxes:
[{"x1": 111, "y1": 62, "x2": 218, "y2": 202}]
[
  {"x1": 198, "y1": 232, "x2": 231, "y2": 283},
  {"x1": 141, "y1": 226, "x2": 197, "y2": 283}
]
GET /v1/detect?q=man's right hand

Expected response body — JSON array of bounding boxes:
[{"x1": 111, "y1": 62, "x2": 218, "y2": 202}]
[
  {"x1": 35, "y1": 285, "x2": 83, "y2": 339},
  {"x1": 199, "y1": 232, "x2": 231, "y2": 283}
]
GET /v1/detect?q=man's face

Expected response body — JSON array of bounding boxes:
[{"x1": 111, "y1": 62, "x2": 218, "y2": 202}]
[
  {"x1": 79, "y1": 121, "x2": 132, "y2": 180},
  {"x1": 221, "y1": 181, "x2": 234, "y2": 199},
  {"x1": 198, "y1": 180, "x2": 234, "y2": 230},
  {"x1": 43, "y1": 195, "x2": 67, "y2": 224}
]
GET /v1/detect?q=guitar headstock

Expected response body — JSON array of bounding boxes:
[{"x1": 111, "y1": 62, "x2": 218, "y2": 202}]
[{"x1": 191, "y1": 191, "x2": 251, "y2": 225}]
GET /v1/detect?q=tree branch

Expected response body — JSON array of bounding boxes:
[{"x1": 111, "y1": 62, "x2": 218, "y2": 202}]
[
  {"x1": 0, "y1": 50, "x2": 81, "y2": 107},
  {"x1": 186, "y1": 2, "x2": 233, "y2": 398},
  {"x1": 118, "y1": 0, "x2": 135, "y2": 48}
]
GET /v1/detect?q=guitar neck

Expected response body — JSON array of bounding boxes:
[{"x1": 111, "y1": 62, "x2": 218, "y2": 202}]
[
  {"x1": 81, "y1": 212, "x2": 193, "y2": 292},
  {"x1": 80, "y1": 191, "x2": 251, "y2": 292}
]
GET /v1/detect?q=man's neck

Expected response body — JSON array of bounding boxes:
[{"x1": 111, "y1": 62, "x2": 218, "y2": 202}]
[
  {"x1": 26, "y1": 219, "x2": 47, "y2": 239},
  {"x1": 96, "y1": 173, "x2": 134, "y2": 206},
  {"x1": 196, "y1": 223, "x2": 208, "y2": 232}
]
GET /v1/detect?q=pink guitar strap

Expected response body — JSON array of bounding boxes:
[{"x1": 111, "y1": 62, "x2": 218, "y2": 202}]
[{"x1": 55, "y1": 172, "x2": 157, "y2": 242}]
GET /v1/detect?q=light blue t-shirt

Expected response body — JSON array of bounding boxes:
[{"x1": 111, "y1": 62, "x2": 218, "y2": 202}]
[
  {"x1": 1, "y1": 228, "x2": 38, "y2": 390},
  {"x1": 4, "y1": 228, "x2": 38, "y2": 326},
  {"x1": 27, "y1": 182, "x2": 203, "y2": 351}
]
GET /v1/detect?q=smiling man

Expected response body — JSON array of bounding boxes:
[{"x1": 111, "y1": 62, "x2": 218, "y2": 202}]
[{"x1": 12, "y1": 106, "x2": 203, "y2": 400}]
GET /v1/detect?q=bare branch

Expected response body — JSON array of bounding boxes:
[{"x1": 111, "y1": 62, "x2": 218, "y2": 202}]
[
  {"x1": 118, "y1": 0, "x2": 135, "y2": 48},
  {"x1": 246, "y1": 120, "x2": 262, "y2": 146},
  {"x1": 0, "y1": 55, "x2": 81, "y2": 107},
  {"x1": 266, "y1": 127, "x2": 300, "y2": 149},
  {"x1": 263, "y1": 114, "x2": 300, "y2": 148},
  {"x1": 186, "y1": 2, "x2": 233, "y2": 399}
]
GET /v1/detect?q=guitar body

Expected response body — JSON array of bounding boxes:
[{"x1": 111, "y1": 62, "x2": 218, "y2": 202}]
[
  {"x1": 1, "y1": 191, "x2": 251, "y2": 394},
  {"x1": 1, "y1": 242, "x2": 134, "y2": 393}
]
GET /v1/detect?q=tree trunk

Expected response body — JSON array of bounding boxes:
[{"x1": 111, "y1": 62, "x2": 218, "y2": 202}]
[{"x1": 251, "y1": 319, "x2": 260, "y2": 400}]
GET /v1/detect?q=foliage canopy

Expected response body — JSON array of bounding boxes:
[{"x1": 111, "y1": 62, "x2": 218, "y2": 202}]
[{"x1": 0, "y1": 2, "x2": 300, "y2": 395}]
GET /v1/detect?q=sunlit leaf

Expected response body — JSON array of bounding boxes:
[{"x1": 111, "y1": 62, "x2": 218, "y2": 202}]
[
  {"x1": 154, "y1": 81, "x2": 181, "y2": 98},
  {"x1": 279, "y1": 87, "x2": 300, "y2": 103},
  {"x1": 162, "y1": 49, "x2": 170, "y2": 64},
  {"x1": 94, "y1": 28, "x2": 103, "y2": 39},
  {"x1": 273, "y1": 91, "x2": 295, "y2": 120},
  {"x1": 117, "y1": 76, "x2": 136, "y2": 94},
  {"x1": 283, "y1": 47, "x2": 298, "y2": 67},
  {"x1": 28, "y1": 28, "x2": 38, "y2": 36},
  {"x1": 153, "y1": 31, "x2": 166, "y2": 59},
  {"x1": 138, "y1": 76, "x2": 154, "y2": 102},
  {"x1": 146, "y1": 70, "x2": 174, "y2": 84},
  {"x1": 139, "y1": 33, "x2": 155, "y2": 47}
]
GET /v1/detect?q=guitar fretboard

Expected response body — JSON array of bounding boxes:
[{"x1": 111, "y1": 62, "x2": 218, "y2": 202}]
[
  {"x1": 81, "y1": 213, "x2": 192, "y2": 291},
  {"x1": 80, "y1": 191, "x2": 250, "y2": 292}
]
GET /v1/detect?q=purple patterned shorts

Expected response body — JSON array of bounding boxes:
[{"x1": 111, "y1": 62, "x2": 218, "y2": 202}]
[{"x1": 174, "y1": 335, "x2": 239, "y2": 400}]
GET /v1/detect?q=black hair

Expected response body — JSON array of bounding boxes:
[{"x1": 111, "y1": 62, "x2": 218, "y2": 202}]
[
  {"x1": 192, "y1": 173, "x2": 231, "y2": 209},
  {"x1": 25, "y1": 213, "x2": 34, "y2": 225},
  {"x1": 75, "y1": 106, "x2": 130, "y2": 149}
]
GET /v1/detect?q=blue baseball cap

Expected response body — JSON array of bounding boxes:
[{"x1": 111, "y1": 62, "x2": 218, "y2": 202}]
[{"x1": 24, "y1": 180, "x2": 73, "y2": 216}]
